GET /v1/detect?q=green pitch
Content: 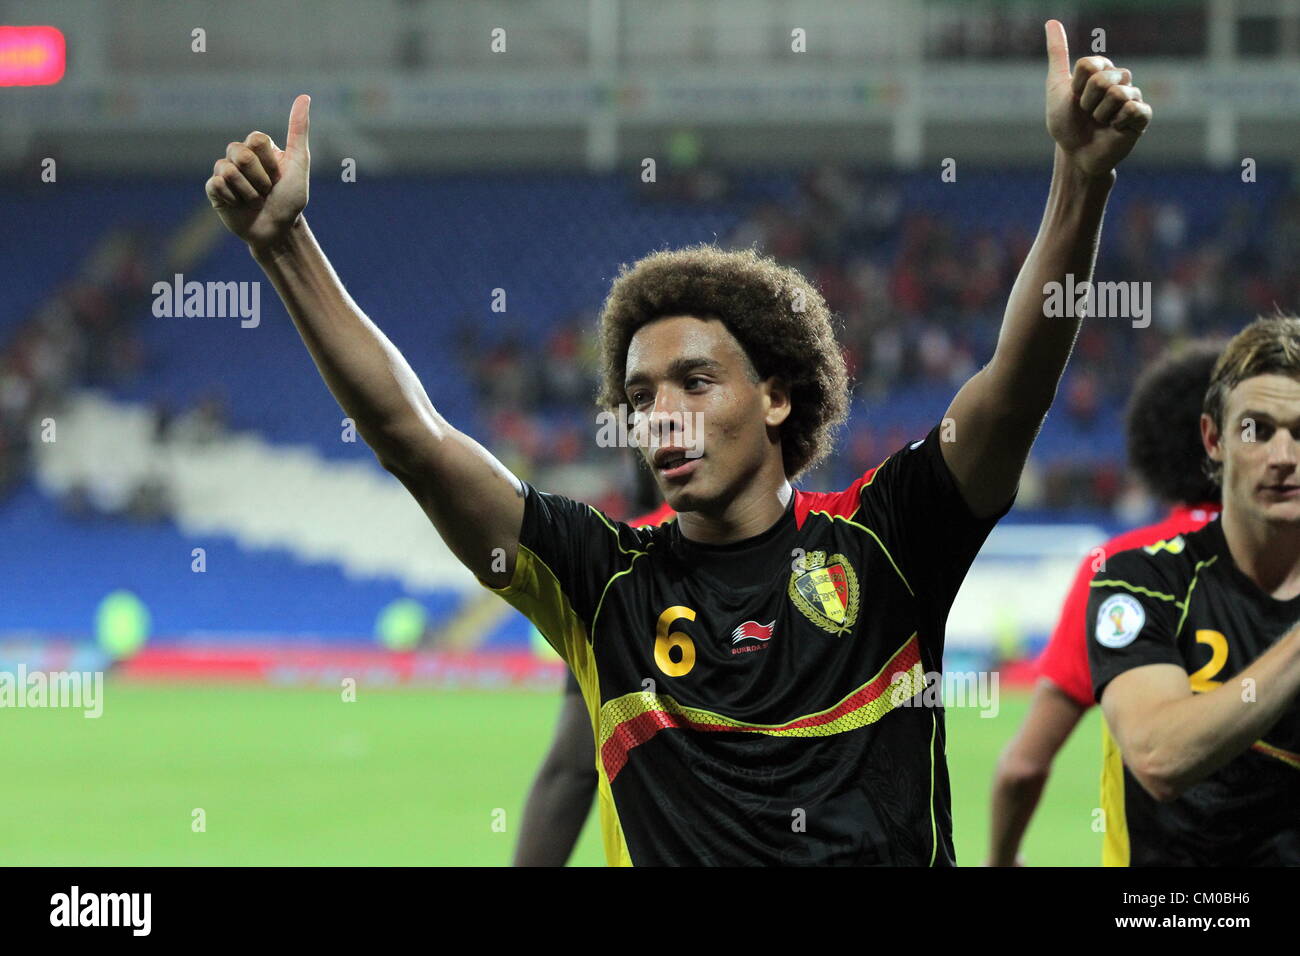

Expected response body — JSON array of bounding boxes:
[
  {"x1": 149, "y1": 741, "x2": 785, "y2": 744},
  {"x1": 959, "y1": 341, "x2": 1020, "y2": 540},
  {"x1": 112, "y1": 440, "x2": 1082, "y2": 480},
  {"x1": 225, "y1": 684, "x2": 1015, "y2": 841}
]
[{"x1": 0, "y1": 683, "x2": 1103, "y2": 865}]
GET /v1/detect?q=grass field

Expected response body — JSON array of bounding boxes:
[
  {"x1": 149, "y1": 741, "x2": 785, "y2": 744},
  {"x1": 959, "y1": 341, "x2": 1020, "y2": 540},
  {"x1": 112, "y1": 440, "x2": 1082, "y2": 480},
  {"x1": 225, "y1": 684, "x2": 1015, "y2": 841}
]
[{"x1": 0, "y1": 683, "x2": 1104, "y2": 866}]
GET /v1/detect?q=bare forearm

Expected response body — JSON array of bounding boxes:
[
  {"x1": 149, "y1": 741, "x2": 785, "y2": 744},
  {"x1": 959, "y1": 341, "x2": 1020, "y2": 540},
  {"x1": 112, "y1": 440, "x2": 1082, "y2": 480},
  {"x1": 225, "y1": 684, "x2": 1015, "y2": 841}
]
[
  {"x1": 513, "y1": 769, "x2": 597, "y2": 866},
  {"x1": 942, "y1": 150, "x2": 1117, "y2": 516},
  {"x1": 207, "y1": 98, "x2": 524, "y2": 586},
  {"x1": 251, "y1": 217, "x2": 444, "y2": 468},
  {"x1": 939, "y1": 27, "x2": 1150, "y2": 517},
  {"x1": 988, "y1": 768, "x2": 1046, "y2": 866},
  {"x1": 1129, "y1": 627, "x2": 1300, "y2": 795},
  {"x1": 987, "y1": 681, "x2": 1084, "y2": 865},
  {"x1": 985, "y1": 147, "x2": 1113, "y2": 413}
]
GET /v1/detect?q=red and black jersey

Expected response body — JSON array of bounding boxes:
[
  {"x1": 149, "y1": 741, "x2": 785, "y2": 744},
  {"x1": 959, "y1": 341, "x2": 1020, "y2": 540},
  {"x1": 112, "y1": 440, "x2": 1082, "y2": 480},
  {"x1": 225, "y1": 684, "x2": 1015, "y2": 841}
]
[
  {"x1": 486, "y1": 424, "x2": 1010, "y2": 865},
  {"x1": 1087, "y1": 518, "x2": 1300, "y2": 866},
  {"x1": 1037, "y1": 503, "x2": 1219, "y2": 708}
]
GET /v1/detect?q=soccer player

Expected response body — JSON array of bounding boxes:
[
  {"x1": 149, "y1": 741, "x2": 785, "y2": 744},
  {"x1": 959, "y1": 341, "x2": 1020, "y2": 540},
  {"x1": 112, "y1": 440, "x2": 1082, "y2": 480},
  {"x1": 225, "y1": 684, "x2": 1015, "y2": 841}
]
[
  {"x1": 205, "y1": 21, "x2": 1151, "y2": 864},
  {"x1": 986, "y1": 343, "x2": 1221, "y2": 866},
  {"x1": 1088, "y1": 316, "x2": 1300, "y2": 866}
]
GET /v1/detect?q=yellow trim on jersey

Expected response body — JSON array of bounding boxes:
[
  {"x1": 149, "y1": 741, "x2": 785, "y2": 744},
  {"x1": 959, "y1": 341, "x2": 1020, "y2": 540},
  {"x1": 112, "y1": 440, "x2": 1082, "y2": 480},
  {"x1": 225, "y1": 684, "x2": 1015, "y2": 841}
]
[
  {"x1": 927, "y1": 710, "x2": 939, "y2": 866},
  {"x1": 591, "y1": 507, "x2": 648, "y2": 547},
  {"x1": 1141, "y1": 536, "x2": 1185, "y2": 555},
  {"x1": 836, "y1": 455, "x2": 901, "y2": 565},
  {"x1": 1093, "y1": 548, "x2": 1291, "y2": 867},
  {"x1": 592, "y1": 553, "x2": 646, "y2": 633},
  {"x1": 484, "y1": 543, "x2": 586, "y2": 666},
  {"x1": 805, "y1": 510, "x2": 915, "y2": 597},
  {"x1": 597, "y1": 632, "x2": 925, "y2": 757},
  {"x1": 1252, "y1": 739, "x2": 1300, "y2": 771},
  {"x1": 846, "y1": 455, "x2": 890, "y2": 525},
  {"x1": 578, "y1": 632, "x2": 634, "y2": 867},
  {"x1": 1174, "y1": 556, "x2": 1220, "y2": 639},
  {"x1": 1088, "y1": 579, "x2": 1181, "y2": 604},
  {"x1": 806, "y1": 453, "x2": 911, "y2": 596},
  {"x1": 1100, "y1": 718, "x2": 1129, "y2": 866},
  {"x1": 844, "y1": 447, "x2": 938, "y2": 869},
  {"x1": 483, "y1": 543, "x2": 634, "y2": 866}
]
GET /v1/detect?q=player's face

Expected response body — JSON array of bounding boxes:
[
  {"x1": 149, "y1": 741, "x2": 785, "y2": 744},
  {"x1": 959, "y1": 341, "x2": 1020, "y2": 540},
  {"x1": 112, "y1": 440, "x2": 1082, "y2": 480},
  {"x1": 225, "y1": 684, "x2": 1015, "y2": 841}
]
[
  {"x1": 623, "y1": 315, "x2": 789, "y2": 512},
  {"x1": 1205, "y1": 373, "x2": 1300, "y2": 525}
]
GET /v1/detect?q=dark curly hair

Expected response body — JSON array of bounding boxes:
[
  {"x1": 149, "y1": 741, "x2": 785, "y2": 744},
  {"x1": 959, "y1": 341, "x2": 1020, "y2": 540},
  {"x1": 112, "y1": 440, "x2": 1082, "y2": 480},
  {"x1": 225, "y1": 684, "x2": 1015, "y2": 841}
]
[
  {"x1": 596, "y1": 244, "x2": 849, "y2": 481},
  {"x1": 1125, "y1": 340, "x2": 1222, "y2": 505}
]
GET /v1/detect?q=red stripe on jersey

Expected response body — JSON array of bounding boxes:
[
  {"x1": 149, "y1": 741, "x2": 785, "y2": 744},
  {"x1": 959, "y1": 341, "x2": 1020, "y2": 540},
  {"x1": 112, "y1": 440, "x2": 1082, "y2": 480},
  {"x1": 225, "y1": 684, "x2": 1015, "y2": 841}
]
[
  {"x1": 628, "y1": 501, "x2": 675, "y2": 528},
  {"x1": 1037, "y1": 502, "x2": 1220, "y2": 708},
  {"x1": 1251, "y1": 739, "x2": 1300, "y2": 771},
  {"x1": 794, "y1": 460, "x2": 886, "y2": 530},
  {"x1": 600, "y1": 632, "x2": 921, "y2": 782}
]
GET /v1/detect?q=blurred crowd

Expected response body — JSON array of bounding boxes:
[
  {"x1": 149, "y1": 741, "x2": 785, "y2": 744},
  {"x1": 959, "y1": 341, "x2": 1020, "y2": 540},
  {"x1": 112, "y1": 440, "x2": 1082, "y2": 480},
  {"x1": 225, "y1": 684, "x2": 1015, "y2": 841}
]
[
  {"x1": 6, "y1": 166, "x2": 1294, "y2": 521},
  {"x1": 0, "y1": 233, "x2": 151, "y2": 501},
  {"x1": 464, "y1": 166, "x2": 1300, "y2": 516},
  {"x1": 59, "y1": 392, "x2": 231, "y2": 523},
  {"x1": 0, "y1": 230, "x2": 231, "y2": 518}
]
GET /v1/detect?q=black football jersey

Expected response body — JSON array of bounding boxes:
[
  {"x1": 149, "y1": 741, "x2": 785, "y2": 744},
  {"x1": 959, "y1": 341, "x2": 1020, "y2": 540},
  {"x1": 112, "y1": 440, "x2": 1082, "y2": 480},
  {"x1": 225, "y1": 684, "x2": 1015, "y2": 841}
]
[
  {"x1": 487, "y1": 425, "x2": 1009, "y2": 865},
  {"x1": 1087, "y1": 518, "x2": 1300, "y2": 866}
]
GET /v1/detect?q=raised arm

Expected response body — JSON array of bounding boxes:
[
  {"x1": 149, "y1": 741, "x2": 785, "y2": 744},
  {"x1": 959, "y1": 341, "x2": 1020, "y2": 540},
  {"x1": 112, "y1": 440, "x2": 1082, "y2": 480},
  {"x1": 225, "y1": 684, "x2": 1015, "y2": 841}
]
[
  {"x1": 1100, "y1": 627, "x2": 1300, "y2": 802},
  {"x1": 941, "y1": 20, "x2": 1152, "y2": 518},
  {"x1": 205, "y1": 95, "x2": 523, "y2": 586}
]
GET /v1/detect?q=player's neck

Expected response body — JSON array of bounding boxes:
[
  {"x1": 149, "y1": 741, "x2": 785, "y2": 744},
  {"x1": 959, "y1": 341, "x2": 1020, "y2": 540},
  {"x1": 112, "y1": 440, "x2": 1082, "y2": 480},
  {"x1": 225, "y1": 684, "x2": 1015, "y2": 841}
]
[
  {"x1": 677, "y1": 475, "x2": 793, "y2": 545},
  {"x1": 1220, "y1": 504, "x2": 1300, "y2": 600}
]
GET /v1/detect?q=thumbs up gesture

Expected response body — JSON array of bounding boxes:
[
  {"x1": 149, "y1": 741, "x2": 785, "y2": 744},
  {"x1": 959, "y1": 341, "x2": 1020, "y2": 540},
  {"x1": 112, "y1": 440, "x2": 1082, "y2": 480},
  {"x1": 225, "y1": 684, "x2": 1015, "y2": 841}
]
[
  {"x1": 1044, "y1": 20, "x2": 1152, "y2": 178},
  {"x1": 205, "y1": 94, "x2": 312, "y2": 251}
]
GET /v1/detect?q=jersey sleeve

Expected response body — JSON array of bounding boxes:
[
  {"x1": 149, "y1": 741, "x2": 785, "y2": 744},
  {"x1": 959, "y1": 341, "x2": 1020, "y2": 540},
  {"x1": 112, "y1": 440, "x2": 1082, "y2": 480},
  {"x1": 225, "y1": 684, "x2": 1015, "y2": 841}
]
[
  {"x1": 481, "y1": 481, "x2": 637, "y2": 667},
  {"x1": 1035, "y1": 552, "x2": 1100, "y2": 709},
  {"x1": 1085, "y1": 550, "x2": 1186, "y2": 703},
  {"x1": 855, "y1": 423, "x2": 1015, "y2": 613}
]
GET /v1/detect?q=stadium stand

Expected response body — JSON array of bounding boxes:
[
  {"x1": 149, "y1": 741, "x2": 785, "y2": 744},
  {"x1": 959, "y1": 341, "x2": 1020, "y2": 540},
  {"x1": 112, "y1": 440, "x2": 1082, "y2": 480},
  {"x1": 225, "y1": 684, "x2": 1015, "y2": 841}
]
[{"x1": 1, "y1": 167, "x2": 1293, "y2": 648}]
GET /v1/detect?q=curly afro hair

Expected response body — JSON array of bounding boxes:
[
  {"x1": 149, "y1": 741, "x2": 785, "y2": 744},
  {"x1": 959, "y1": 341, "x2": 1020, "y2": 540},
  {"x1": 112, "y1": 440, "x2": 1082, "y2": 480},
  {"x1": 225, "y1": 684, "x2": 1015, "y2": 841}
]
[
  {"x1": 596, "y1": 244, "x2": 849, "y2": 482},
  {"x1": 1125, "y1": 340, "x2": 1222, "y2": 505}
]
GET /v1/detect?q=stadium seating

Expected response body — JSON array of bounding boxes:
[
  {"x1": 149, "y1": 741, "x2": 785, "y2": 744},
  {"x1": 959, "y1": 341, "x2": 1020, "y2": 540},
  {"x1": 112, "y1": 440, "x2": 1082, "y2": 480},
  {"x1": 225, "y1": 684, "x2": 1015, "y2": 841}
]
[{"x1": 1, "y1": 167, "x2": 1289, "y2": 643}]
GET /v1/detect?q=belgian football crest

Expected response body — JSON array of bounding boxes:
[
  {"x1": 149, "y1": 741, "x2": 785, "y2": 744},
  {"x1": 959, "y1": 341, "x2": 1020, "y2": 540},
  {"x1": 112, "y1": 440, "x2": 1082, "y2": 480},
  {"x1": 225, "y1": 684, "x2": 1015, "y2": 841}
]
[{"x1": 788, "y1": 550, "x2": 859, "y2": 635}]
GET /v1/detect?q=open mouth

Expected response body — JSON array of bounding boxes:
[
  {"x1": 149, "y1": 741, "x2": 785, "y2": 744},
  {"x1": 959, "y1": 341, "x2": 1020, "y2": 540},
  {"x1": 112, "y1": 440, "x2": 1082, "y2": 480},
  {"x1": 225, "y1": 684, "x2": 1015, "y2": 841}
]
[{"x1": 654, "y1": 448, "x2": 701, "y2": 479}]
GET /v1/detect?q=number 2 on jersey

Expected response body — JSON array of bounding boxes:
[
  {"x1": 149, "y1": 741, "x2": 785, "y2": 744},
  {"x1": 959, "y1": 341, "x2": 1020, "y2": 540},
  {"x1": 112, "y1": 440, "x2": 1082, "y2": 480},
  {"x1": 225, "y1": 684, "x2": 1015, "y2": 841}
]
[{"x1": 1188, "y1": 629, "x2": 1228, "y2": 693}]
